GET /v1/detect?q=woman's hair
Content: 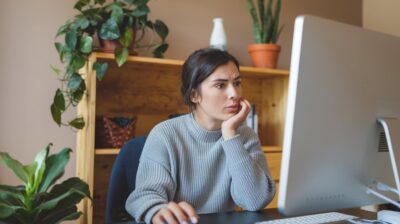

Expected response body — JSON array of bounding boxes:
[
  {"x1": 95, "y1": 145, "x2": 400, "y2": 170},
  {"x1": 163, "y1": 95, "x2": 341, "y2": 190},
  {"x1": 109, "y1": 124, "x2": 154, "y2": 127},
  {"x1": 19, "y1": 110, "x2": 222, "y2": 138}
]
[{"x1": 181, "y1": 48, "x2": 239, "y2": 110}]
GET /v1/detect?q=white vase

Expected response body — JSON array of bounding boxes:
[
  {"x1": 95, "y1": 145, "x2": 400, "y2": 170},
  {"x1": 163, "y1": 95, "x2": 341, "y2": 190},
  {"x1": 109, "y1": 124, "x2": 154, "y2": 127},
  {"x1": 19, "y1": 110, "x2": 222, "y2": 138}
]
[{"x1": 209, "y1": 18, "x2": 227, "y2": 51}]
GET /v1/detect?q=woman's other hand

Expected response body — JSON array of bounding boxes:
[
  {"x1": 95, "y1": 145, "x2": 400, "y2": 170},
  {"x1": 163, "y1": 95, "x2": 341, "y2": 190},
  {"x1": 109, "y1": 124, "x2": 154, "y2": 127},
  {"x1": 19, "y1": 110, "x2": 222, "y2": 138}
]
[
  {"x1": 152, "y1": 201, "x2": 199, "y2": 224},
  {"x1": 221, "y1": 99, "x2": 251, "y2": 140}
]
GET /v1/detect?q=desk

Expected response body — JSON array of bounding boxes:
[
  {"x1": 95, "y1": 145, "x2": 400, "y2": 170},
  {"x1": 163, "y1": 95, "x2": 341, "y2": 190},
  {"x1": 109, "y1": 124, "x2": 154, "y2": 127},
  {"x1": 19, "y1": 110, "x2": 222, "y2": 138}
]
[{"x1": 115, "y1": 208, "x2": 376, "y2": 224}]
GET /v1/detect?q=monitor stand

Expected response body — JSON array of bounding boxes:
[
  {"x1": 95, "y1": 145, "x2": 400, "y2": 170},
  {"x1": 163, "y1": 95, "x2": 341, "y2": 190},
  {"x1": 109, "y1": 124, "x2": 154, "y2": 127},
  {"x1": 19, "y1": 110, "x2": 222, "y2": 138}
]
[
  {"x1": 377, "y1": 117, "x2": 400, "y2": 197},
  {"x1": 366, "y1": 118, "x2": 400, "y2": 209}
]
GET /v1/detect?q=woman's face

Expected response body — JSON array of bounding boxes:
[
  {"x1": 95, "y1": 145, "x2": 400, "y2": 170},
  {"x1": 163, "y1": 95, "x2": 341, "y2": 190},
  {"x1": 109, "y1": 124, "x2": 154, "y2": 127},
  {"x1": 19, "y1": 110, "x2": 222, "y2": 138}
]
[{"x1": 192, "y1": 61, "x2": 242, "y2": 128}]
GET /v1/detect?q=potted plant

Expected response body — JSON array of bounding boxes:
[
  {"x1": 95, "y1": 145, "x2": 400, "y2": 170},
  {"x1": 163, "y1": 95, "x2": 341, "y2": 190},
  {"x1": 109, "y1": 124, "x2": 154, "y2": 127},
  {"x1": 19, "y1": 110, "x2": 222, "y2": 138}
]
[
  {"x1": 0, "y1": 144, "x2": 91, "y2": 223},
  {"x1": 246, "y1": 0, "x2": 283, "y2": 68},
  {"x1": 51, "y1": 0, "x2": 169, "y2": 129}
]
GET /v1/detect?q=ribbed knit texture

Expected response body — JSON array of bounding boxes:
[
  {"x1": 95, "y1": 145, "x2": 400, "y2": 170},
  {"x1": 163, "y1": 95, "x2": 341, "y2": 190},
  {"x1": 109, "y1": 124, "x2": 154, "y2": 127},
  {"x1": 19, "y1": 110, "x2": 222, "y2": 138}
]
[{"x1": 125, "y1": 114, "x2": 275, "y2": 223}]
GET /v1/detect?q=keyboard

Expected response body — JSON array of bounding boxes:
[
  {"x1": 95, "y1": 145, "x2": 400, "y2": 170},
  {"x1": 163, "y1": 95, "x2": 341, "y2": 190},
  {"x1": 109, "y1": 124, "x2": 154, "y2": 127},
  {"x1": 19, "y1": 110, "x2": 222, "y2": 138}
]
[{"x1": 255, "y1": 212, "x2": 358, "y2": 224}]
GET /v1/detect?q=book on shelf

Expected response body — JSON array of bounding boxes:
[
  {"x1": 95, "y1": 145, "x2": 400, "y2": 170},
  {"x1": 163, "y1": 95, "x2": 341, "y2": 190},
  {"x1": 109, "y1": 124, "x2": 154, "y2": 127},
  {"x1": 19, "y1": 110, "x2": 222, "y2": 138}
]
[{"x1": 246, "y1": 103, "x2": 258, "y2": 134}]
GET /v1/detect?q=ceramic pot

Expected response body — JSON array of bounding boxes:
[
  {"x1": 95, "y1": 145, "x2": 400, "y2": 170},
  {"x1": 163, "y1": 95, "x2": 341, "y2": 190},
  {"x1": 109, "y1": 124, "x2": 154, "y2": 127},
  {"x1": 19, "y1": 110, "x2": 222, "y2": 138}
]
[{"x1": 248, "y1": 44, "x2": 281, "y2": 68}]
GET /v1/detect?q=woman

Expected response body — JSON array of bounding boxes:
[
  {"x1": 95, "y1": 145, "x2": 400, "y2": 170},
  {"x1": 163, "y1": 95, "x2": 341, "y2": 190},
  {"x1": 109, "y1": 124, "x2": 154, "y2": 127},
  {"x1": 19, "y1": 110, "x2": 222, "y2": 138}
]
[{"x1": 125, "y1": 48, "x2": 275, "y2": 224}]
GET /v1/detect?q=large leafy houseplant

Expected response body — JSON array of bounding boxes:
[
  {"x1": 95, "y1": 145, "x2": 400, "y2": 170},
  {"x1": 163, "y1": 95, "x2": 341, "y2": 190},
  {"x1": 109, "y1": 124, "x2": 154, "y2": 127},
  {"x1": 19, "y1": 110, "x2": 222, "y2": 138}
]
[
  {"x1": 51, "y1": 0, "x2": 169, "y2": 129},
  {"x1": 0, "y1": 144, "x2": 91, "y2": 223},
  {"x1": 246, "y1": 0, "x2": 283, "y2": 68}
]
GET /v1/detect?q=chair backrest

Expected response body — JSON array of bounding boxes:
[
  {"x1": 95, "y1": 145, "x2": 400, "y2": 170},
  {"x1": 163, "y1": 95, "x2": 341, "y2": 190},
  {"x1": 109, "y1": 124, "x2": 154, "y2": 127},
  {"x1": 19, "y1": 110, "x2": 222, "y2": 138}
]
[{"x1": 105, "y1": 136, "x2": 147, "y2": 224}]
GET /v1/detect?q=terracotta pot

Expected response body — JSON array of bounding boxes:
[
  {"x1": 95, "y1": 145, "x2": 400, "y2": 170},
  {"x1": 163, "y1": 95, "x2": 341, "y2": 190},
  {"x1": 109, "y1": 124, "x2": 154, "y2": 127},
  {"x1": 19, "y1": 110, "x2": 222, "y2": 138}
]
[
  {"x1": 100, "y1": 40, "x2": 138, "y2": 55},
  {"x1": 99, "y1": 29, "x2": 138, "y2": 55},
  {"x1": 248, "y1": 44, "x2": 281, "y2": 68}
]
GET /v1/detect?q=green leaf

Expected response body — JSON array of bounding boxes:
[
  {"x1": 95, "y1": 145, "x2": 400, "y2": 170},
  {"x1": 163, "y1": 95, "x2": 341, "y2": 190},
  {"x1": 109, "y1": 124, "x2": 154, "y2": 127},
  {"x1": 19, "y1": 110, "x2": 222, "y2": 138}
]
[
  {"x1": 99, "y1": 19, "x2": 120, "y2": 40},
  {"x1": 54, "y1": 42, "x2": 63, "y2": 55},
  {"x1": 0, "y1": 153, "x2": 29, "y2": 184},
  {"x1": 79, "y1": 36, "x2": 93, "y2": 53},
  {"x1": 71, "y1": 54, "x2": 86, "y2": 71},
  {"x1": 0, "y1": 203, "x2": 16, "y2": 219},
  {"x1": 40, "y1": 206, "x2": 81, "y2": 223},
  {"x1": 131, "y1": 4, "x2": 149, "y2": 17},
  {"x1": 65, "y1": 29, "x2": 77, "y2": 50},
  {"x1": 68, "y1": 73, "x2": 83, "y2": 91},
  {"x1": 51, "y1": 103, "x2": 62, "y2": 126},
  {"x1": 50, "y1": 65, "x2": 61, "y2": 76},
  {"x1": 119, "y1": 27, "x2": 133, "y2": 48},
  {"x1": 152, "y1": 43, "x2": 168, "y2": 58},
  {"x1": 75, "y1": 16, "x2": 90, "y2": 30},
  {"x1": 154, "y1": 20, "x2": 169, "y2": 41},
  {"x1": 31, "y1": 146, "x2": 50, "y2": 194},
  {"x1": 38, "y1": 148, "x2": 72, "y2": 193},
  {"x1": 95, "y1": 0, "x2": 105, "y2": 4},
  {"x1": 0, "y1": 185, "x2": 25, "y2": 205},
  {"x1": 115, "y1": 47, "x2": 129, "y2": 67},
  {"x1": 24, "y1": 162, "x2": 37, "y2": 195},
  {"x1": 93, "y1": 62, "x2": 108, "y2": 81},
  {"x1": 134, "y1": 0, "x2": 150, "y2": 5},
  {"x1": 68, "y1": 117, "x2": 85, "y2": 129},
  {"x1": 74, "y1": 0, "x2": 90, "y2": 10},
  {"x1": 110, "y1": 4, "x2": 123, "y2": 23},
  {"x1": 56, "y1": 21, "x2": 71, "y2": 37},
  {"x1": 35, "y1": 178, "x2": 90, "y2": 212},
  {"x1": 50, "y1": 177, "x2": 91, "y2": 200},
  {"x1": 71, "y1": 81, "x2": 86, "y2": 104},
  {"x1": 53, "y1": 89, "x2": 65, "y2": 112}
]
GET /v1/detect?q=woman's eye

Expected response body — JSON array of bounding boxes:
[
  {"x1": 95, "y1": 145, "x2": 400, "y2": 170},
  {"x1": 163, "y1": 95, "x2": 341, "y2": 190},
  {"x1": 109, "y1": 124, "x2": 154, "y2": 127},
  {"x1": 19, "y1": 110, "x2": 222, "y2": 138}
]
[
  {"x1": 234, "y1": 81, "x2": 242, "y2": 87},
  {"x1": 215, "y1": 83, "x2": 225, "y2": 89}
]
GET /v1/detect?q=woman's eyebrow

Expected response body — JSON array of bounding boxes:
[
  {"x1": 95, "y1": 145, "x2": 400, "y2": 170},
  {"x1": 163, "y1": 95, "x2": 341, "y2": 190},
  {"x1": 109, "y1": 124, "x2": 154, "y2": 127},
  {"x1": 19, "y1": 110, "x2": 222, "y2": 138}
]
[{"x1": 211, "y1": 75, "x2": 241, "y2": 82}]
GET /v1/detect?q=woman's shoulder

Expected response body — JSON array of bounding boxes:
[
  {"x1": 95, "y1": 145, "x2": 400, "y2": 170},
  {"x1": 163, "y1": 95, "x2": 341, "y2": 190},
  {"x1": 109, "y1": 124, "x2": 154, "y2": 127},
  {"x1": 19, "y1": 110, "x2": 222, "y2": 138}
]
[{"x1": 150, "y1": 114, "x2": 189, "y2": 135}]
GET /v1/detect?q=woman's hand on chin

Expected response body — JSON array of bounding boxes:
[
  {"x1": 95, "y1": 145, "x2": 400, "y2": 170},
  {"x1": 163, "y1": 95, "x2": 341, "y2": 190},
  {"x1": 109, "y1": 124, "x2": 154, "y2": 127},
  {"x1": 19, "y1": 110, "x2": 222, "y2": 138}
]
[{"x1": 221, "y1": 99, "x2": 251, "y2": 140}]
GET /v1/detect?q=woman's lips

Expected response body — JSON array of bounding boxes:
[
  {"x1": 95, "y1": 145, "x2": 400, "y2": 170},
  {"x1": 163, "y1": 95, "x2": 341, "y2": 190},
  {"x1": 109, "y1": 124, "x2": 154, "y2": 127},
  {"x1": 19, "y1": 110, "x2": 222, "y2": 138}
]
[{"x1": 225, "y1": 104, "x2": 239, "y2": 113}]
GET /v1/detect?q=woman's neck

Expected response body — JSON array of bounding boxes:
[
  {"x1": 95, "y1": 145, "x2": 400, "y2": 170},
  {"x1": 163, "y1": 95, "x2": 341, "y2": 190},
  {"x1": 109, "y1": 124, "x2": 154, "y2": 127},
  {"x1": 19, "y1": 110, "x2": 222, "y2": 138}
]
[{"x1": 192, "y1": 110, "x2": 222, "y2": 131}]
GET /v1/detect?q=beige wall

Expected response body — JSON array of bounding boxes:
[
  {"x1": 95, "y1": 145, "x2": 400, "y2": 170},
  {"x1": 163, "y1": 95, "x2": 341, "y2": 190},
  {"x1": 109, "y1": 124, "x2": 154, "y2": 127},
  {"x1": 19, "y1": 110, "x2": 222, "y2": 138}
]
[
  {"x1": 363, "y1": 0, "x2": 400, "y2": 37},
  {"x1": 149, "y1": 0, "x2": 362, "y2": 68},
  {"x1": 0, "y1": 0, "x2": 361, "y2": 189},
  {"x1": 0, "y1": 1, "x2": 77, "y2": 184}
]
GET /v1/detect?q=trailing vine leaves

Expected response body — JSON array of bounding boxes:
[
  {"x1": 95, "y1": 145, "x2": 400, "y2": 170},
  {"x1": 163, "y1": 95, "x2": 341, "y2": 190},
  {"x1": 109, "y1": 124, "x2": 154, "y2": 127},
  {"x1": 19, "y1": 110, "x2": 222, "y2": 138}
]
[{"x1": 51, "y1": 0, "x2": 169, "y2": 130}]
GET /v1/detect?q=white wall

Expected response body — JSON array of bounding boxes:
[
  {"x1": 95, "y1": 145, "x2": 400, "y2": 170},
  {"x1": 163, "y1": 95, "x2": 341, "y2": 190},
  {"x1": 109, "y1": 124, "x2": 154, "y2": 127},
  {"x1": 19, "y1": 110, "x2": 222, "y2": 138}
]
[{"x1": 363, "y1": 0, "x2": 400, "y2": 37}]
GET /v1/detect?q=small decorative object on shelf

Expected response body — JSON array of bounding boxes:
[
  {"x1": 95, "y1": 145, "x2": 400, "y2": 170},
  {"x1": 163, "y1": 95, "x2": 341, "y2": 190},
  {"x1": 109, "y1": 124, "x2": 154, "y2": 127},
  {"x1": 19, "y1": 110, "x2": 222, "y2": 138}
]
[
  {"x1": 246, "y1": 103, "x2": 258, "y2": 134},
  {"x1": 102, "y1": 117, "x2": 137, "y2": 148},
  {"x1": 209, "y1": 18, "x2": 227, "y2": 51},
  {"x1": 246, "y1": 0, "x2": 283, "y2": 68}
]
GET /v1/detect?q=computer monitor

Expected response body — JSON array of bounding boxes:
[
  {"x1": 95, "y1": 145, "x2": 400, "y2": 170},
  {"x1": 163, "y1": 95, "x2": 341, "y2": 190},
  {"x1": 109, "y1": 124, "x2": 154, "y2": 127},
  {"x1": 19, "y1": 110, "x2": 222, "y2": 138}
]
[{"x1": 278, "y1": 15, "x2": 400, "y2": 216}]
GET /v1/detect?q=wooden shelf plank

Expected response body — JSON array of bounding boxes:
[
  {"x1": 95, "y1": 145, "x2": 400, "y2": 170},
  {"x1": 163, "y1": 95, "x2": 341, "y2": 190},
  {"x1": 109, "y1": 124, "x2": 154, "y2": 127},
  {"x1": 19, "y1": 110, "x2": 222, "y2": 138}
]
[
  {"x1": 95, "y1": 145, "x2": 282, "y2": 155},
  {"x1": 95, "y1": 148, "x2": 120, "y2": 155},
  {"x1": 93, "y1": 52, "x2": 289, "y2": 79}
]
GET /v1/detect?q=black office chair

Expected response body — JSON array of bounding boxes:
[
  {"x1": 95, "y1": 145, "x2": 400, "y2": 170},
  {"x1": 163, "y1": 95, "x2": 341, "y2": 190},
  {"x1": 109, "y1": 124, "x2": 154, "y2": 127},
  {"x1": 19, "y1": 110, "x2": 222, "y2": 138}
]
[{"x1": 105, "y1": 136, "x2": 147, "y2": 224}]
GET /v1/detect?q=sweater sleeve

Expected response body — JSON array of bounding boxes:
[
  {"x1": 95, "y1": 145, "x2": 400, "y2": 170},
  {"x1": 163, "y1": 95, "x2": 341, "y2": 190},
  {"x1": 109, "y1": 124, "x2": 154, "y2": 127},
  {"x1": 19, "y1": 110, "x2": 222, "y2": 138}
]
[
  {"x1": 125, "y1": 131, "x2": 176, "y2": 224},
  {"x1": 220, "y1": 127, "x2": 275, "y2": 210}
]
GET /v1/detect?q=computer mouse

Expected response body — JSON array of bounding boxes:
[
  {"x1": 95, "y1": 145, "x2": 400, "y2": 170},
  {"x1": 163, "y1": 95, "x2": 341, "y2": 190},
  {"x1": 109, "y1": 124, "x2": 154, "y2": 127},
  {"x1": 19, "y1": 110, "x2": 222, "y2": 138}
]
[{"x1": 377, "y1": 210, "x2": 400, "y2": 224}]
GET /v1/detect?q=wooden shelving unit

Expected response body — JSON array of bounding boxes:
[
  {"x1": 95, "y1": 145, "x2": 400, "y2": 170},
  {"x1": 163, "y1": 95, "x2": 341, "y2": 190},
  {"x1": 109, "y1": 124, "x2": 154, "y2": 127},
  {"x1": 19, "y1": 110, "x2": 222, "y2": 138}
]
[{"x1": 76, "y1": 52, "x2": 289, "y2": 224}]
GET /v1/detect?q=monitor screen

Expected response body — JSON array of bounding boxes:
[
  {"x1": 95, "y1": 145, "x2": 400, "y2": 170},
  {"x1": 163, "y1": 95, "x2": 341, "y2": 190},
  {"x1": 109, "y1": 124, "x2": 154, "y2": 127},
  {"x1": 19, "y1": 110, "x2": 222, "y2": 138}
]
[{"x1": 278, "y1": 15, "x2": 400, "y2": 216}]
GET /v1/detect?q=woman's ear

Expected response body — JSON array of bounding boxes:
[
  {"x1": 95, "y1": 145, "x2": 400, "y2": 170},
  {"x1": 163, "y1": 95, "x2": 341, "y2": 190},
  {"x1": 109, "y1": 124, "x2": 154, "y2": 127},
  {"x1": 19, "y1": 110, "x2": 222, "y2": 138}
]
[{"x1": 190, "y1": 89, "x2": 199, "y2": 103}]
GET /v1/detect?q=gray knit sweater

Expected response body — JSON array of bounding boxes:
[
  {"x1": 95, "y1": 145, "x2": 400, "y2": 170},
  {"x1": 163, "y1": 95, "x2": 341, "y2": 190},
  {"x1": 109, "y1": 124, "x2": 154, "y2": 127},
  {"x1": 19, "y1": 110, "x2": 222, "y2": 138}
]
[{"x1": 125, "y1": 114, "x2": 275, "y2": 223}]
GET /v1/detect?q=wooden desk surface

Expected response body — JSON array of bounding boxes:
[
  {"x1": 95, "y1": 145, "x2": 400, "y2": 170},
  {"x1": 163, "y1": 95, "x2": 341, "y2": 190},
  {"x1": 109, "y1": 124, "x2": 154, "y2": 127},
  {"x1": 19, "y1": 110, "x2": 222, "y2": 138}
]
[{"x1": 116, "y1": 208, "x2": 376, "y2": 224}]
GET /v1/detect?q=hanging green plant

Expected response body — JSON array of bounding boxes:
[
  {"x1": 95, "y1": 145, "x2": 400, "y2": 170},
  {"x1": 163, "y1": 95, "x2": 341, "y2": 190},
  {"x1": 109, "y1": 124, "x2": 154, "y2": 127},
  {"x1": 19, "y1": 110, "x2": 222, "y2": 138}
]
[{"x1": 51, "y1": 0, "x2": 169, "y2": 129}]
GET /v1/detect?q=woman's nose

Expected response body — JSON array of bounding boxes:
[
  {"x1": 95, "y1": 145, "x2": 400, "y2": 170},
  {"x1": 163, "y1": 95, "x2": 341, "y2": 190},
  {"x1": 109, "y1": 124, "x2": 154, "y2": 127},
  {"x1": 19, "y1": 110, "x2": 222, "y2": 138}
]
[{"x1": 228, "y1": 84, "x2": 239, "y2": 99}]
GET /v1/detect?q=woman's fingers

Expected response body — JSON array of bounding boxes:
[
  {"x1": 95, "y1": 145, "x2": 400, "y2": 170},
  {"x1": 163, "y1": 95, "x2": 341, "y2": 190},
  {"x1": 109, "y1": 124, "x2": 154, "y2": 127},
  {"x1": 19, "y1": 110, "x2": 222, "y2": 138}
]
[
  {"x1": 178, "y1": 201, "x2": 199, "y2": 223},
  {"x1": 156, "y1": 207, "x2": 178, "y2": 224},
  {"x1": 167, "y1": 202, "x2": 189, "y2": 223},
  {"x1": 152, "y1": 201, "x2": 198, "y2": 224}
]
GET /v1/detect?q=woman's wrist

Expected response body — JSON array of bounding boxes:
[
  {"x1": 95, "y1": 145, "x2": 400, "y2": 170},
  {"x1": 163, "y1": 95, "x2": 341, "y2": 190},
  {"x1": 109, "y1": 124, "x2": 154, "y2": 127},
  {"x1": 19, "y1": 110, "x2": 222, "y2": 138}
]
[{"x1": 222, "y1": 128, "x2": 236, "y2": 140}]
